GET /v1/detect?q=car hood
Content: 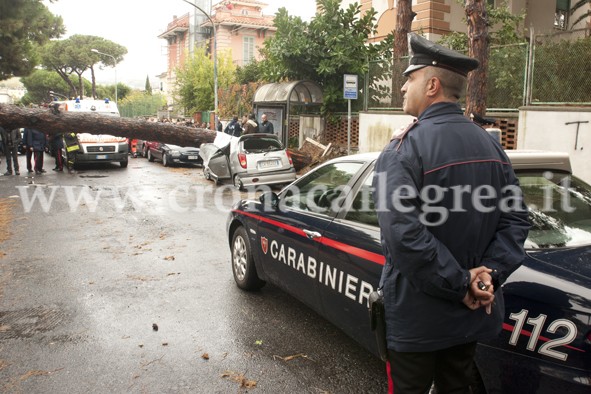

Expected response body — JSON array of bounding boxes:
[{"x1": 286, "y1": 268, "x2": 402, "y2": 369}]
[
  {"x1": 77, "y1": 133, "x2": 127, "y2": 143},
  {"x1": 526, "y1": 244, "x2": 591, "y2": 280}
]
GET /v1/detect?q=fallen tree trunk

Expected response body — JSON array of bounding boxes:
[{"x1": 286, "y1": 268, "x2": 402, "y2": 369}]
[{"x1": 0, "y1": 104, "x2": 216, "y2": 147}]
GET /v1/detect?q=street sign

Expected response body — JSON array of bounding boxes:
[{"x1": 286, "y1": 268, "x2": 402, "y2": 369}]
[{"x1": 343, "y1": 74, "x2": 358, "y2": 100}]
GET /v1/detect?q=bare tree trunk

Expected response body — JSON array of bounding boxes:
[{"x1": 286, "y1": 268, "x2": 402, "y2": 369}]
[
  {"x1": 0, "y1": 104, "x2": 216, "y2": 147},
  {"x1": 90, "y1": 66, "x2": 97, "y2": 99},
  {"x1": 391, "y1": 0, "x2": 414, "y2": 106},
  {"x1": 465, "y1": 0, "x2": 489, "y2": 117},
  {"x1": 54, "y1": 66, "x2": 78, "y2": 98},
  {"x1": 75, "y1": 70, "x2": 86, "y2": 99}
]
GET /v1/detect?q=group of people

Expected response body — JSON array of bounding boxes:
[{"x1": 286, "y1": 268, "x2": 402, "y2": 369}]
[
  {"x1": 0, "y1": 126, "x2": 47, "y2": 175},
  {"x1": 0, "y1": 126, "x2": 81, "y2": 175},
  {"x1": 222, "y1": 113, "x2": 274, "y2": 137}
]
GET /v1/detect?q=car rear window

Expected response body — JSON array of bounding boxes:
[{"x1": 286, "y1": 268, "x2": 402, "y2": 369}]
[
  {"x1": 242, "y1": 137, "x2": 282, "y2": 153},
  {"x1": 518, "y1": 171, "x2": 591, "y2": 248}
]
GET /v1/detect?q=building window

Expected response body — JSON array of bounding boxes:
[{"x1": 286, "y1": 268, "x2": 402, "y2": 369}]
[
  {"x1": 243, "y1": 36, "x2": 255, "y2": 65},
  {"x1": 554, "y1": 0, "x2": 570, "y2": 30},
  {"x1": 241, "y1": 9, "x2": 248, "y2": 15}
]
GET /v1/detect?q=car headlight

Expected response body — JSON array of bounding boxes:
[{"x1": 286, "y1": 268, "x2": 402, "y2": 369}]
[{"x1": 170, "y1": 150, "x2": 181, "y2": 157}]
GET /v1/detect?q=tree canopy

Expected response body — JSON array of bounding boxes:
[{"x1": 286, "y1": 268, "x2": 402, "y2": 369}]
[
  {"x1": 0, "y1": 0, "x2": 65, "y2": 80},
  {"x1": 174, "y1": 48, "x2": 236, "y2": 115},
  {"x1": 260, "y1": 0, "x2": 393, "y2": 117},
  {"x1": 39, "y1": 35, "x2": 127, "y2": 99},
  {"x1": 20, "y1": 69, "x2": 88, "y2": 105}
]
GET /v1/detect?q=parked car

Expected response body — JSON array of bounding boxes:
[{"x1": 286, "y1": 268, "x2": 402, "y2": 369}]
[
  {"x1": 201, "y1": 132, "x2": 296, "y2": 190},
  {"x1": 226, "y1": 150, "x2": 591, "y2": 394},
  {"x1": 146, "y1": 142, "x2": 202, "y2": 167},
  {"x1": 137, "y1": 140, "x2": 159, "y2": 158}
]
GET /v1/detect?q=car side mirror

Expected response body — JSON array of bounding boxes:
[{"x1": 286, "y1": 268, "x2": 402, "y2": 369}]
[{"x1": 259, "y1": 191, "x2": 279, "y2": 210}]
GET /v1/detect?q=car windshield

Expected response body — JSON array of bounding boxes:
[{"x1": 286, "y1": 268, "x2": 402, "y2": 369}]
[
  {"x1": 517, "y1": 171, "x2": 591, "y2": 248},
  {"x1": 340, "y1": 169, "x2": 591, "y2": 249},
  {"x1": 242, "y1": 137, "x2": 283, "y2": 154}
]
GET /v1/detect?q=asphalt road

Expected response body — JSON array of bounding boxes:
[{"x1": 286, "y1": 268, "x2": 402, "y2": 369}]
[{"x1": 0, "y1": 153, "x2": 388, "y2": 393}]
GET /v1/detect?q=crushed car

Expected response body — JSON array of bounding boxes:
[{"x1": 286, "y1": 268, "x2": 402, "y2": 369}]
[{"x1": 200, "y1": 132, "x2": 296, "y2": 190}]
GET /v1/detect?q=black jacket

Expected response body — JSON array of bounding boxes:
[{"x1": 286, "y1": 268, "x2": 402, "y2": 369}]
[
  {"x1": 224, "y1": 120, "x2": 241, "y2": 137},
  {"x1": 23, "y1": 128, "x2": 47, "y2": 152},
  {"x1": 372, "y1": 102, "x2": 530, "y2": 352},
  {"x1": 1, "y1": 127, "x2": 22, "y2": 150}
]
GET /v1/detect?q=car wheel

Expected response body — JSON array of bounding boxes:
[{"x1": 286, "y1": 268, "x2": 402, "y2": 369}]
[
  {"x1": 233, "y1": 175, "x2": 244, "y2": 191},
  {"x1": 120, "y1": 159, "x2": 128, "y2": 168},
  {"x1": 231, "y1": 226, "x2": 265, "y2": 290},
  {"x1": 147, "y1": 150, "x2": 154, "y2": 162},
  {"x1": 203, "y1": 166, "x2": 211, "y2": 180},
  {"x1": 162, "y1": 152, "x2": 170, "y2": 167}
]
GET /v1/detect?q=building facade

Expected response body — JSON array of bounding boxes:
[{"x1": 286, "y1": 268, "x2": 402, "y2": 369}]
[
  {"x1": 347, "y1": 0, "x2": 590, "y2": 42},
  {"x1": 158, "y1": 0, "x2": 277, "y2": 110}
]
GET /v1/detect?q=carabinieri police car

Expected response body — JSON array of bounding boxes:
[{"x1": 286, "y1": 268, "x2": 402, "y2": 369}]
[{"x1": 226, "y1": 150, "x2": 591, "y2": 393}]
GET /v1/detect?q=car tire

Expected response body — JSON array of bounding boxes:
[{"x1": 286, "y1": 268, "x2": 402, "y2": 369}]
[
  {"x1": 231, "y1": 226, "x2": 265, "y2": 290},
  {"x1": 120, "y1": 159, "x2": 128, "y2": 168},
  {"x1": 233, "y1": 175, "x2": 244, "y2": 191},
  {"x1": 162, "y1": 152, "x2": 169, "y2": 167},
  {"x1": 203, "y1": 167, "x2": 211, "y2": 180},
  {"x1": 147, "y1": 150, "x2": 154, "y2": 162}
]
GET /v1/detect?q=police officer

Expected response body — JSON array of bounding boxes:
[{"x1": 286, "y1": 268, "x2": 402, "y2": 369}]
[
  {"x1": 51, "y1": 133, "x2": 64, "y2": 171},
  {"x1": 372, "y1": 33, "x2": 530, "y2": 393}
]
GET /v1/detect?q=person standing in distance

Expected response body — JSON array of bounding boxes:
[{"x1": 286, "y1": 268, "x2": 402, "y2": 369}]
[
  {"x1": 23, "y1": 127, "x2": 47, "y2": 174},
  {"x1": 224, "y1": 116, "x2": 241, "y2": 137},
  {"x1": 242, "y1": 113, "x2": 259, "y2": 134},
  {"x1": 1, "y1": 127, "x2": 22, "y2": 175},
  {"x1": 372, "y1": 33, "x2": 530, "y2": 393},
  {"x1": 259, "y1": 113, "x2": 274, "y2": 134}
]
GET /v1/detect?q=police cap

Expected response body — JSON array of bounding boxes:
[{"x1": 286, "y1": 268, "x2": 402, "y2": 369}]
[{"x1": 403, "y1": 33, "x2": 479, "y2": 77}]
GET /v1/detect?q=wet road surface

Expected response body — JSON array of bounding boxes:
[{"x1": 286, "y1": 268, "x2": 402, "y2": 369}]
[{"x1": 0, "y1": 153, "x2": 387, "y2": 393}]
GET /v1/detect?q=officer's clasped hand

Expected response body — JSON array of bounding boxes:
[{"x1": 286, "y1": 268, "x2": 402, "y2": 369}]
[{"x1": 462, "y1": 266, "x2": 495, "y2": 314}]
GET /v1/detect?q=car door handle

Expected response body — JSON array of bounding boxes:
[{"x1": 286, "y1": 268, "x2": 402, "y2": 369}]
[{"x1": 303, "y1": 229, "x2": 321, "y2": 240}]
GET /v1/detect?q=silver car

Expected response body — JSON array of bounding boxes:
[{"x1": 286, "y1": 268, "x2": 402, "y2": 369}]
[{"x1": 201, "y1": 132, "x2": 296, "y2": 190}]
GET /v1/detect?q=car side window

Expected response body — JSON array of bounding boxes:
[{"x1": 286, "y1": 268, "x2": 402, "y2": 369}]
[
  {"x1": 281, "y1": 162, "x2": 364, "y2": 213},
  {"x1": 344, "y1": 171, "x2": 378, "y2": 227}
]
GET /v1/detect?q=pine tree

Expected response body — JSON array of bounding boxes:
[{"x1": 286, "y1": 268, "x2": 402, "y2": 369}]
[{"x1": 145, "y1": 75, "x2": 152, "y2": 95}]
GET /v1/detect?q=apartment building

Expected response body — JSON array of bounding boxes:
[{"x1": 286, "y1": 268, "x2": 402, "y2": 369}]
[{"x1": 158, "y1": 0, "x2": 277, "y2": 104}]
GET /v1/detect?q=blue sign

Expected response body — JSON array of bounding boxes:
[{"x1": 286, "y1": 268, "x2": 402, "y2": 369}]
[{"x1": 343, "y1": 74, "x2": 358, "y2": 100}]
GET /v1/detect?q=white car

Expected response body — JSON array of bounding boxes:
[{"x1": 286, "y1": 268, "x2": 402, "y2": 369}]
[{"x1": 200, "y1": 132, "x2": 296, "y2": 190}]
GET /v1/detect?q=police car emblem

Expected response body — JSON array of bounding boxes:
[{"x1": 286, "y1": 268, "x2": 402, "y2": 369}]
[{"x1": 261, "y1": 237, "x2": 268, "y2": 254}]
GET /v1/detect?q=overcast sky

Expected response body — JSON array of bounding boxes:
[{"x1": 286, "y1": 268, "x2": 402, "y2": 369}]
[{"x1": 44, "y1": 0, "x2": 317, "y2": 89}]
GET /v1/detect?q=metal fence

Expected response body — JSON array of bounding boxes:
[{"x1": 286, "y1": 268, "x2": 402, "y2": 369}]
[{"x1": 366, "y1": 32, "x2": 591, "y2": 111}]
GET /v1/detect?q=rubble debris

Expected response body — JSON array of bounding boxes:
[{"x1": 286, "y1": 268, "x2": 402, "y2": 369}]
[
  {"x1": 290, "y1": 137, "x2": 349, "y2": 175},
  {"x1": 272, "y1": 353, "x2": 311, "y2": 362},
  {"x1": 221, "y1": 370, "x2": 257, "y2": 389}
]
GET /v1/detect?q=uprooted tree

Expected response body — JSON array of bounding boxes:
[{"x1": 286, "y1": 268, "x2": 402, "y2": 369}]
[{"x1": 0, "y1": 104, "x2": 217, "y2": 147}]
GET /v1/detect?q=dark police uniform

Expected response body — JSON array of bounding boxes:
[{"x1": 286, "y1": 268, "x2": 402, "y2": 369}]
[{"x1": 372, "y1": 33, "x2": 530, "y2": 392}]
